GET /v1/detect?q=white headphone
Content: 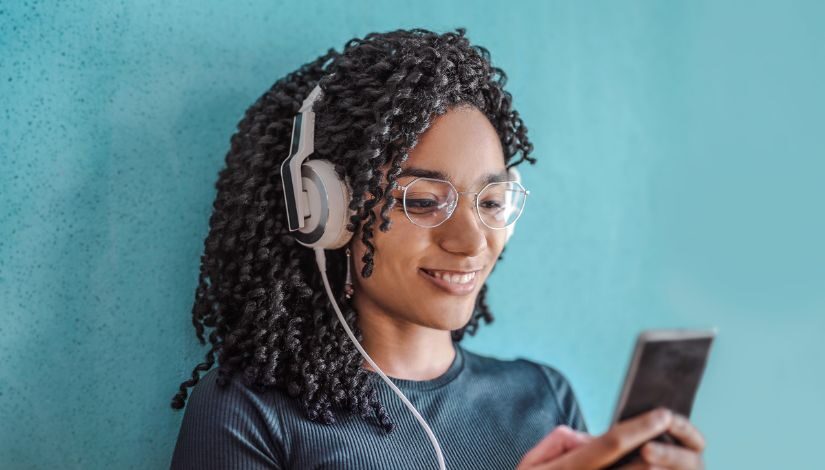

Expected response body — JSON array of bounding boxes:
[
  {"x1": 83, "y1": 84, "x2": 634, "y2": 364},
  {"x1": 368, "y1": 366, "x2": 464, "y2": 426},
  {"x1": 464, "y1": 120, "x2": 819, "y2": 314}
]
[
  {"x1": 279, "y1": 84, "x2": 524, "y2": 470},
  {"x1": 280, "y1": 84, "x2": 522, "y2": 250}
]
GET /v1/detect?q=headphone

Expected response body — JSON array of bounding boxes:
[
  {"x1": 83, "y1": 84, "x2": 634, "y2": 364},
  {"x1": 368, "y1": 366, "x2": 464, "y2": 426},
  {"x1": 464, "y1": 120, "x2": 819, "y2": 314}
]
[
  {"x1": 280, "y1": 84, "x2": 522, "y2": 250},
  {"x1": 279, "y1": 84, "x2": 524, "y2": 470}
]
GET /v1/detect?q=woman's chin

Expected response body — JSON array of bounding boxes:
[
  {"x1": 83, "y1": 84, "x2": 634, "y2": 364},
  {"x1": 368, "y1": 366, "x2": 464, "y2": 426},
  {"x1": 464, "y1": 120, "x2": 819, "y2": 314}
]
[{"x1": 419, "y1": 306, "x2": 476, "y2": 332}]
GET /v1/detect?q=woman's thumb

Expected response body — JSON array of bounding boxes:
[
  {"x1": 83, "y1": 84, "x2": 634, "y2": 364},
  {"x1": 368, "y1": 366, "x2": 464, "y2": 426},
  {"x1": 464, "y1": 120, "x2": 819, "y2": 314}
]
[{"x1": 517, "y1": 425, "x2": 592, "y2": 468}]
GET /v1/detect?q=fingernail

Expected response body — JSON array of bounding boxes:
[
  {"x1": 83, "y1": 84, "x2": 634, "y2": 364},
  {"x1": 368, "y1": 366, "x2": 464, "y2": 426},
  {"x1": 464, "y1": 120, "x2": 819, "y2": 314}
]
[{"x1": 657, "y1": 408, "x2": 672, "y2": 425}]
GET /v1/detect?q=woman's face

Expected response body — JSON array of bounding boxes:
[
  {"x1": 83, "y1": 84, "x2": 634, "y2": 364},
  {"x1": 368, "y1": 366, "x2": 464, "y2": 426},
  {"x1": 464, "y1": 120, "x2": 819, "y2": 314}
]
[{"x1": 350, "y1": 105, "x2": 509, "y2": 332}]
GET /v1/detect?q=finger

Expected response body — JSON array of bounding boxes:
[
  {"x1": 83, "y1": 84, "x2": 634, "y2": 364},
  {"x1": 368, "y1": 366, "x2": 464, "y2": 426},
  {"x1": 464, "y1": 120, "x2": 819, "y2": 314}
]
[
  {"x1": 548, "y1": 408, "x2": 673, "y2": 469},
  {"x1": 518, "y1": 425, "x2": 593, "y2": 467},
  {"x1": 666, "y1": 414, "x2": 706, "y2": 452},
  {"x1": 641, "y1": 441, "x2": 704, "y2": 470}
]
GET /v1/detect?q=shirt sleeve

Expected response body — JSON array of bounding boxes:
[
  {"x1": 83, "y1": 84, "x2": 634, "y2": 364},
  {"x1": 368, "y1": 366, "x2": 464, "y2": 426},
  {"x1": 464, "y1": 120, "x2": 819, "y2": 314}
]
[
  {"x1": 170, "y1": 369, "x2": 286, "y2": 470},
  {"x1": 538, "y1": 364, "x2": 588, "y2": 433}
]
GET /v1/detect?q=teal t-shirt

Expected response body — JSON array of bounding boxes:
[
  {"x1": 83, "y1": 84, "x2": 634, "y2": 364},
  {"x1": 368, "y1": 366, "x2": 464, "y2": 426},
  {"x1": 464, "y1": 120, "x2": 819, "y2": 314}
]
[{"x1": 171, "y1": 343, "x2": 587, "y2": 469}]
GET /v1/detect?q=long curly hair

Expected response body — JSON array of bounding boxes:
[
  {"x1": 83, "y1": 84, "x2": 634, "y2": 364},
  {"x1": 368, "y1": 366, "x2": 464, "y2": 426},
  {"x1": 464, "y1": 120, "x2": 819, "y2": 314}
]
[{"x1": 171, "y1": 27, "x2": 537, "y2": 433}]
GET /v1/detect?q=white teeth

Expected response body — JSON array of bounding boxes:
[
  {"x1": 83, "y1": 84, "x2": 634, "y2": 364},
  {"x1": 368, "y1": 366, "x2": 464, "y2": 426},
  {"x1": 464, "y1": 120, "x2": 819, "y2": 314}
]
[{"x1": 427, "y1": 270, "x2": 476, "y2": 284}]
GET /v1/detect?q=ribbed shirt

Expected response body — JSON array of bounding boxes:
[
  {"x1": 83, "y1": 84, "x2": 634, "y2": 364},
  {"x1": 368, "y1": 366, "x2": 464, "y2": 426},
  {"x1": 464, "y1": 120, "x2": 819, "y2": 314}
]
[{"x1": 170, "y1": 343, "x2": 587, "y2": 469}]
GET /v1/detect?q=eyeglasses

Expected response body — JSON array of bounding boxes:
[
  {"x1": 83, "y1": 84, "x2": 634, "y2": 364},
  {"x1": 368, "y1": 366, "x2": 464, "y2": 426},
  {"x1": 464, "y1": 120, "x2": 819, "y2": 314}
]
[{"x1": 392, "y1": 177, "x2": 530, "y2": 229}]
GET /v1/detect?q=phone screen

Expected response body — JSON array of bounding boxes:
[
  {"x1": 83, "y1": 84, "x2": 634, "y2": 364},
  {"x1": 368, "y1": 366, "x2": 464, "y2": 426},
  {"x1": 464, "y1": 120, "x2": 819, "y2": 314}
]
[
  {"x1": 607, "y1": 329, "x2": 715, "y2": 468},
  {"x1": 613, "y1": 329, "x2": 715, "y2": 423}
]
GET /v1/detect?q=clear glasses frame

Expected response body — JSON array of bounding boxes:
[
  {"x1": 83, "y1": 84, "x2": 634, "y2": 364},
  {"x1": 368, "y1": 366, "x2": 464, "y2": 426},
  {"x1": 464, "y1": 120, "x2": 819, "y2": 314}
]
[{"x1": 394, "y1": 177, "x2": 530, "y2": 229}]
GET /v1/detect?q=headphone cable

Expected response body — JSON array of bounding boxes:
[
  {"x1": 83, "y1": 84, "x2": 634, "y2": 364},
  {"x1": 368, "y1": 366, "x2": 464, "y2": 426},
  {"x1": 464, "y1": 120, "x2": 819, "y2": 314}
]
[{"x1": 314, "y1": 247, "x2": 447, "y2": 470}]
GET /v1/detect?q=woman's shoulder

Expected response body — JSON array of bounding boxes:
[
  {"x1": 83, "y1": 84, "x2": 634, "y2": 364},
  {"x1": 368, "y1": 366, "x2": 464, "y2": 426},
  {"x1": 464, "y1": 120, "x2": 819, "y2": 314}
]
[
  {"x1": 171, "y1": 367, "x2": 289, "y2": 468},
  {"x1": 184, "y1": 366, "x2": 301, "y2": 422},
  {"x1": 185, "y1": 366, "x2": 267, "y2": 410},
  {"x1": 460, "y1": 345, "x2": 574, "y2": 389},
  {"x1": 459, "y1": 346, "x2": 588, "y2": 431}
]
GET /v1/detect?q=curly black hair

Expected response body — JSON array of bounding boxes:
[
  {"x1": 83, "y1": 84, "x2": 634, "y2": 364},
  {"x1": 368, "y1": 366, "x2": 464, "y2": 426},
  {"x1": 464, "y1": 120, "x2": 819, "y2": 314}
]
[{"x1": 171, "y1": 27, "x2": 537, "y2": 433}]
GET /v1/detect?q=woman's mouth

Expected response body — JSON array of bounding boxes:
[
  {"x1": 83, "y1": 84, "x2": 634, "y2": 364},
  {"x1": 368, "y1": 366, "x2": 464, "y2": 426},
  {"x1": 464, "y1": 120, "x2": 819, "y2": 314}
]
[{"x1": 419, "y1": 268, "x2": 479, "y2": 295}]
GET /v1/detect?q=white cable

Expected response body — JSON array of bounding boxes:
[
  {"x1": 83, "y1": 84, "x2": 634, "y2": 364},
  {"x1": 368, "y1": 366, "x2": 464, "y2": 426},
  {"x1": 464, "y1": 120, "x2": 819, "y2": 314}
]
[{"x1": 314, "y1": 247, "x2": 447, "y2": 470}]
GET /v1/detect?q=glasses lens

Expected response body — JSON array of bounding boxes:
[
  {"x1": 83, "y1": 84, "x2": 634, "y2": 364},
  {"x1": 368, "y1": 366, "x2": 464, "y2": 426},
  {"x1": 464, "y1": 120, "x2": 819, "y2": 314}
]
[
  {"x1": 402, "y1": 178, "x2": 457, "y2": 227},
  {"x1": 477, "y1": 181, "x2": 527, "y2": 228}
]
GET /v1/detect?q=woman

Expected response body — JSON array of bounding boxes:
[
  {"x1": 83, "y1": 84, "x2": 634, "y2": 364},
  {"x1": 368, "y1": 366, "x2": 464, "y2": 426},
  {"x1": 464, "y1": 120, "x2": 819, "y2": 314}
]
[{"x1": 170, "y1": 28, "x2": 706, "y2": 469}]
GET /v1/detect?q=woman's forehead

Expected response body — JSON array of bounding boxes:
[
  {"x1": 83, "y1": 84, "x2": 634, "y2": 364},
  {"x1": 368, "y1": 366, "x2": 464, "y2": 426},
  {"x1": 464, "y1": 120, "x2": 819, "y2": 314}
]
[{"x1": 390, "y1": 106, "x2": 507, "y2": 187}]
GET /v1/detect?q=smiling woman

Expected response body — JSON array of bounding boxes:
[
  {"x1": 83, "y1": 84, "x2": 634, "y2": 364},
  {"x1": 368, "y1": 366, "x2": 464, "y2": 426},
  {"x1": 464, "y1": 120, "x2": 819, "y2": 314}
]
[
  {"x1": 350, "y1": 106, "x2": 513, "y2": 349},
  {"x1": 169, "y1": 27, "x2": 705, "y2": 470}
]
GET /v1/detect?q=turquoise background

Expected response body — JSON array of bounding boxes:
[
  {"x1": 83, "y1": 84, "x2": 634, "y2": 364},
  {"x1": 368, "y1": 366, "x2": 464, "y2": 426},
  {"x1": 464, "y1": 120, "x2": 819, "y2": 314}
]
[{"x1": 1, "y1": 1, "x2": 822, "y2": 468}]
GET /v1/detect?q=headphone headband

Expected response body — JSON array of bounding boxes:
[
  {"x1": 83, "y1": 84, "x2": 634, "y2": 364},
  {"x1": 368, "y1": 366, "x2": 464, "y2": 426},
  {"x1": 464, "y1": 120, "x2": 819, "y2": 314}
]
[{"x1": 281, "y1": 86, "x2": 323, "y2": 232}]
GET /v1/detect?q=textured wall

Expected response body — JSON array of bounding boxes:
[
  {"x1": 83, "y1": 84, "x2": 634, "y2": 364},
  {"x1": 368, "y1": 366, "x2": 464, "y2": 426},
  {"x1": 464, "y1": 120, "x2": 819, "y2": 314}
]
[{"x1": 1, "y1": 1, "x2": 822, "y2": 468}]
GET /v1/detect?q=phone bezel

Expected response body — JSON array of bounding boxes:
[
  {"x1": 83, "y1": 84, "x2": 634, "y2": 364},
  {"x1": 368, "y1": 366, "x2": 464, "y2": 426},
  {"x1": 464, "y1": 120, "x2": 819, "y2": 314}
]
[{"x1": 610, "y1": 328, "x2": 717, "y2": 425}]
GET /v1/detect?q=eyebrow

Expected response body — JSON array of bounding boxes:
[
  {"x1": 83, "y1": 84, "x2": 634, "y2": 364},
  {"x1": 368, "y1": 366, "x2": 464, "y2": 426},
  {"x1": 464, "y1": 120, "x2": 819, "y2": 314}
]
[{"x1": 396, "y1": 167, "x2": 510, "y2": 186}]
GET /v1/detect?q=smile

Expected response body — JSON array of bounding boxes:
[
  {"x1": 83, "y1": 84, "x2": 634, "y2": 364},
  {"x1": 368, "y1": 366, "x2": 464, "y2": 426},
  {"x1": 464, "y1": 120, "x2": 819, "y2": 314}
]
[{"x1": 419, "y1": 268, "x2": 479, "y2": 295}]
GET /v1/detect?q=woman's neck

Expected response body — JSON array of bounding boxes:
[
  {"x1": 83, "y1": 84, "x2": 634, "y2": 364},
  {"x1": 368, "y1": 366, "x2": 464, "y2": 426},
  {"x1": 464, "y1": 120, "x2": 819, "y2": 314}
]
[{"x1": 356, "y1": 308, "x2": 456, "y2": 381}]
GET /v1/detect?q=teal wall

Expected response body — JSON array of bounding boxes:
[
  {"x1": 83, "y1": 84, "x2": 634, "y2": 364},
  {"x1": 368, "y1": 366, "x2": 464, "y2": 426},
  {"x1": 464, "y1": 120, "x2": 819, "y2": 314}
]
[{"x1": 1, "y1": 1, "x2": 822, "y2": 468}]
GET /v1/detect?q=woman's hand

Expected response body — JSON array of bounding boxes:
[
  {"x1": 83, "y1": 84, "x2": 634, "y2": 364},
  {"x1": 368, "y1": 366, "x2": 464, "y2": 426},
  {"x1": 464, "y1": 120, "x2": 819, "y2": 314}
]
[{"x1": 516, "y1": 408, "x2": 706, "y2": 470}]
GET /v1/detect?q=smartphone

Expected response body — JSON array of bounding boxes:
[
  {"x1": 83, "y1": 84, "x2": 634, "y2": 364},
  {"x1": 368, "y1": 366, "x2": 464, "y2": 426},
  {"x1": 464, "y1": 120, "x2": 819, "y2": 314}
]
[{"x1": 607, "y1": 328, "x2": 716, "y2": 467}]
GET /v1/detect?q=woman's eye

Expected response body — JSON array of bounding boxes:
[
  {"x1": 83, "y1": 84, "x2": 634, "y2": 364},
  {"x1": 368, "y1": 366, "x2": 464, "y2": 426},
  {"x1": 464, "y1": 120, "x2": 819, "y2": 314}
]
[
  {"x1": 480, "y1": 200, "x2": 503, "y2": 210},
  {"x1": 407, "y1": 199, "x2": 438, "y2": 208},
  {"x1": 406, "y1": 199, "x2": 440, "y2": 213}
]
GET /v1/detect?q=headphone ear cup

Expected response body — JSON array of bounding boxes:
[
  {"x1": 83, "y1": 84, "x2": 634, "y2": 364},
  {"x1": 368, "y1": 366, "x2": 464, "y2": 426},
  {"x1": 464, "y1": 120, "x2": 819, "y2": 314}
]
[
  {"x1": 504, "y1": 166, "x2": 522, "y2": 245},
  {"x1": 293, "y1": 159, "x2": 355, "y2": 250}
]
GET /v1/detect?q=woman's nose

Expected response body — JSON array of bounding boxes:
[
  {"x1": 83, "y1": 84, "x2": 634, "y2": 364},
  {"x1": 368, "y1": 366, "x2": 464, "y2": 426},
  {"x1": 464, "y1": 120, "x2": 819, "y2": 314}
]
[{"x1": 438, "y1": 195, "x2": 486, "y2": 256}]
